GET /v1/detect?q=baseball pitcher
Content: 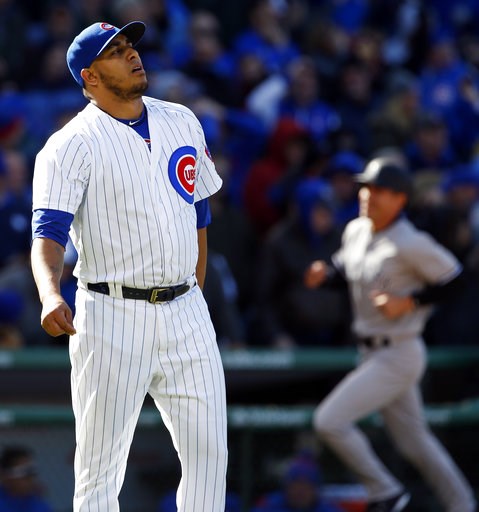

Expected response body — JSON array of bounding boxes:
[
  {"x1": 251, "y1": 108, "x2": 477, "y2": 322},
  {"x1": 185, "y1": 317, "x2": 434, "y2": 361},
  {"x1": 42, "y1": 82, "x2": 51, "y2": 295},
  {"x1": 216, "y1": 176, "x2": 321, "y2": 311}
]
[{"x1": 31, "y1": 21, "x2": 227, "y2": 512}]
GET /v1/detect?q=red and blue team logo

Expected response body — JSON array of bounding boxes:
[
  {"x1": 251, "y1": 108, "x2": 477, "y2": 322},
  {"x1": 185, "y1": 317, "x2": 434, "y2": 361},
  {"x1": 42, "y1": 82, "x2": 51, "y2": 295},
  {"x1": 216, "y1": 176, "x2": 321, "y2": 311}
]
[
  {"x1": 168, "y1": 146, "x2": 197, "y2": 203},
  {"x1": 100, "y1": 23, "x2": 115, "y2": 31}
]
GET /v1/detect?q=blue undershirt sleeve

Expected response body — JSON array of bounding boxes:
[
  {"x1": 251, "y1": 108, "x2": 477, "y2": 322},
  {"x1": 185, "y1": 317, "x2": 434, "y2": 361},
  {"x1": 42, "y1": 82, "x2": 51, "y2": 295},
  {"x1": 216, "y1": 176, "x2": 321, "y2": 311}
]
[
  {"x1": 32, "y1": 209, "x2": 74, "y2": 248},
  {"x1": 195, "y1": 198, "x2": 211, "y2": 229}
]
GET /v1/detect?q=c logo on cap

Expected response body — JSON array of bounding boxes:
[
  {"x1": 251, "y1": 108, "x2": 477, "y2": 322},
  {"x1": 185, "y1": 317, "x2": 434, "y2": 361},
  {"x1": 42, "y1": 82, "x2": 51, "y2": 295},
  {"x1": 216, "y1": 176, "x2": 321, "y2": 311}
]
[
  {"x1": 168, "y1": 146, "x2": 197, "y2": 204},
  {"x1": 100, "y1": 23, "x2": 115, "y2": 31}
]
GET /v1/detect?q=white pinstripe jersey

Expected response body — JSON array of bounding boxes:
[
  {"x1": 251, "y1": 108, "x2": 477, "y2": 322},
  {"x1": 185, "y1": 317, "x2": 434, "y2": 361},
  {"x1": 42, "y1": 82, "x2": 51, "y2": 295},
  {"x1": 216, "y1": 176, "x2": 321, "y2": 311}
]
[{"x1": 33, "y1": 96, "x2": 222, "y2": 287}]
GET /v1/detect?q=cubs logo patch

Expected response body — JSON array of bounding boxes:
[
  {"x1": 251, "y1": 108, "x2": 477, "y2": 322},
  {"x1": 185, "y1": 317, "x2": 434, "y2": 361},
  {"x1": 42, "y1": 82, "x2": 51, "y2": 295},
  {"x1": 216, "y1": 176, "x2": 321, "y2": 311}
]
[
  {"x1": 100, "y1": 23, "x2": 115, "y2": 31},
  {"x1": 168, "y1": 146, "x2": 197, "y2": 203}
]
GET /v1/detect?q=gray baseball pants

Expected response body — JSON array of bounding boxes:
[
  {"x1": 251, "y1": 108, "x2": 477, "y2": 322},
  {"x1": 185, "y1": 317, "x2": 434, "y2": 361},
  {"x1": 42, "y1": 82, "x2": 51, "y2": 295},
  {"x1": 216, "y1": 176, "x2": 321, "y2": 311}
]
[{"x1": 313, "y1": 337, "x2": 476, "y2": 512}]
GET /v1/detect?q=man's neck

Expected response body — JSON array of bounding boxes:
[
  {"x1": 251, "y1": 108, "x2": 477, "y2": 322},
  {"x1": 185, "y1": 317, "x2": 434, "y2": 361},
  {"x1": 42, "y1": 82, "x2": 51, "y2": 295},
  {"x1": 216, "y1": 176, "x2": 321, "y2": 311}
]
[
  {"x1": 372, "y1": 212, "x2": 403, "y2": 232},
  {"x1": 91, "y1": 96, "x2": 144, "y2": 121}
]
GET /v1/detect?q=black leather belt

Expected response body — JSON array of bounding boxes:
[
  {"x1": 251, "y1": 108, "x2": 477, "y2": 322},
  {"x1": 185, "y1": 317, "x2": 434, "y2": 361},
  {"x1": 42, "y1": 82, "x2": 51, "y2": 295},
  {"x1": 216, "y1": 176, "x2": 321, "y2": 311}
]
[
  {"x1": 358, "y1": 336, "x2": 391, "y2": 348},
  {"x1": 87, "y1": 282, "x2": 191, "y2": 304}
]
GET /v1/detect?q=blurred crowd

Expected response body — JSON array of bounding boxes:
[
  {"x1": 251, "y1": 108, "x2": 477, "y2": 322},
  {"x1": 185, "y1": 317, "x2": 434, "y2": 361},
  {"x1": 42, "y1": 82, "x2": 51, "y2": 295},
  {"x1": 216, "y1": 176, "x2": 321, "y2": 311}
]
[{"x1": 2, "y1": 0, "x2": 479, "y2": 349}]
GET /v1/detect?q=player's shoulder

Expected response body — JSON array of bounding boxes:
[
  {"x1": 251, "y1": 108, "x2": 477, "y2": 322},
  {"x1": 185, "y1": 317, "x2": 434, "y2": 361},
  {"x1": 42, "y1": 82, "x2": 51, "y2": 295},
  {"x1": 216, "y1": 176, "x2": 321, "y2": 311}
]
[
  {"x1": 394, "y1": 217, "x2": 429, "y2": 240},
  {"x1": 143, "y1": 96, "x2": 198, "y2": 121},
  {"x1": 46, "y1": 103, "x2": 98, "y2": 139},
  {"x1": 393, "y1": 217, "x2": 444, "y2": 251},
  {"x1": 41, "y1": 113, "x2": 87, "y2": 151},
  {"x1": 38, "y1": 104, "x2": 97, "y2": 159}
]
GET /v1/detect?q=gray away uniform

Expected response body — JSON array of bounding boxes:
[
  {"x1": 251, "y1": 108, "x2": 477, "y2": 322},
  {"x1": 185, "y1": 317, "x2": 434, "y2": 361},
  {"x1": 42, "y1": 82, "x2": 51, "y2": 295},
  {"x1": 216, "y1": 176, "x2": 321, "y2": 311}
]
[{"x1": 313, "y1": 216, "x2": 476, "y2": 512}]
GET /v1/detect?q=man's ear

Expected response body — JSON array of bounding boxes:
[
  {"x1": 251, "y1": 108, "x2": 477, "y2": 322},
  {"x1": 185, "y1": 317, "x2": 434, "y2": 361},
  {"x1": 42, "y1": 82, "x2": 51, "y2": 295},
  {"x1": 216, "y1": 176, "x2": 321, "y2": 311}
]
[{"x1": 80, "y1": 67, "x2": 98, "y2": 86}]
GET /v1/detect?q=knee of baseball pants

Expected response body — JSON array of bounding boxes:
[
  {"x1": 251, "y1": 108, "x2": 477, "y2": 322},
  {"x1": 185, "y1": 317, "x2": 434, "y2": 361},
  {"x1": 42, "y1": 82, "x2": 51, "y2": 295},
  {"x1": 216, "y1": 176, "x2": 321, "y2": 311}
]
[{"x1": 313, "y1": 404, "x2": 348, "y2": 441}]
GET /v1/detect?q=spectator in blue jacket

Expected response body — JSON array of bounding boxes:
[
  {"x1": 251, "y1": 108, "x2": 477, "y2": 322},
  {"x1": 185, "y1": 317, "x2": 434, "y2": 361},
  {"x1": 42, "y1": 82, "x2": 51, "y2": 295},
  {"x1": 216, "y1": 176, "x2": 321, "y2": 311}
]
[
  {"x1": 0, "y1": 446, "x2": 53, "y2": 512},
  {"x1": 233, "y1": 0, "x2": 300, "y2": 75},
  {"x1": 404, "y1": 111, "x2": 457, "y2": 173},
  {"x1": 252, "y1": 452, "x2": 344, "y2": 512},
  {"x1": 419, "y1": 30, "x2": 469, "y2": 138},
  {"x1": 278, "y1": 56, "x2": 341, "y2": 146}
]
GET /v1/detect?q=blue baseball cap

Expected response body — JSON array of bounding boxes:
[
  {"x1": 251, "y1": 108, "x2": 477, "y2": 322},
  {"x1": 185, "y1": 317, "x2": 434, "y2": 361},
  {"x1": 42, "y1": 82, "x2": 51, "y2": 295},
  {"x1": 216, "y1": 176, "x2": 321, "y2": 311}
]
[
  {"x1": 285, "y1": 458, "x2": 321, "y2": 485},
  {"x1": 442, "y1": 164, "x2": 479, "y2": 192},
  {"x1": 66, "y1": 21, "x2": 146, "y2": 86},
  {"x1": 328, "y1": 151, "x2": 364, "y2": 175}
]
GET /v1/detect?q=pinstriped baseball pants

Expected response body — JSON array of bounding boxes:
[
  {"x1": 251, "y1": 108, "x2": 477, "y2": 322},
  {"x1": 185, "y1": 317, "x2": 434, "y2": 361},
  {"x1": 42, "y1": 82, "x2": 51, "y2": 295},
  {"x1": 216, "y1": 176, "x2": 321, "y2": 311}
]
[
  {"x1": 313, "y1": 338, "x2": 476, "y2": 512},
  {"x1": 70, "y1": 285, "x2": 228, "y2": 512}
]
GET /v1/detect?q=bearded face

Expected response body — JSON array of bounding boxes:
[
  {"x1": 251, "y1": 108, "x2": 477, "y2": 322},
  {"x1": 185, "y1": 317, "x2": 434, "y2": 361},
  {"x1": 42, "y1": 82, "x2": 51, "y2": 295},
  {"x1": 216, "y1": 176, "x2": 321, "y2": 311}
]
[{"x1": 97, "y1": 68, "x2": 148, "y2": 101}]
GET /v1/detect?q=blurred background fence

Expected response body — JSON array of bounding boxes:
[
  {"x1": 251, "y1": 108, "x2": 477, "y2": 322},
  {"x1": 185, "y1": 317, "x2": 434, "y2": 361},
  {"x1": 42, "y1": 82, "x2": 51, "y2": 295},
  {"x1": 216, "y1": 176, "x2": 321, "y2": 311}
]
[{"x1": 1, "y1": 346, "x2": 478, "y2": 511}]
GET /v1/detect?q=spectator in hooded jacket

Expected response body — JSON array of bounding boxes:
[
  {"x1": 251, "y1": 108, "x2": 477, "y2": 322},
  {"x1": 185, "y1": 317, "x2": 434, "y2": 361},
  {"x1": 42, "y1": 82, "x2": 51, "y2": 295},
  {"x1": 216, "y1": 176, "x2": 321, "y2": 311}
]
[
  {"x1": 250, "y1": 177, "x2": 350, "y2": 347},
  {"x1": 243, "y1": 118, "x2": 317, "y2": 236}
]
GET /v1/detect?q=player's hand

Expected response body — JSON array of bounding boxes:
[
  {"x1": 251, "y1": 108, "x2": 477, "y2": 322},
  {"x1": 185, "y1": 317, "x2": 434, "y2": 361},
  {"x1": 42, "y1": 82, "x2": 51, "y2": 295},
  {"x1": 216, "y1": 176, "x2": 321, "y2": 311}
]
[
  {"x1": 40, "y1": 294, "x2": 76, "y2": 337},
  {"x1": 371, "y1": 291, "x2": 414, "y2": 319},
  {"x1": 304, "y1": 260, "x2": 328, "y2": 289}
]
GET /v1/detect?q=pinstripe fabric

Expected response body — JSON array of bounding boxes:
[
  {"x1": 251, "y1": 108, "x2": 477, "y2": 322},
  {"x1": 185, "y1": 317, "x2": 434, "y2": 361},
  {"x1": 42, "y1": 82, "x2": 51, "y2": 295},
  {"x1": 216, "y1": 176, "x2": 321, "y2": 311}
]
[
  {"x1": 34, "y1": 96, "x2": 227, "y2": 511},
  {"x1": 71, "y1": 286, "x2": 227, "y2": 511},
  {"x1": 33, "y1": 97, "x2": 222, "y2": 287}
]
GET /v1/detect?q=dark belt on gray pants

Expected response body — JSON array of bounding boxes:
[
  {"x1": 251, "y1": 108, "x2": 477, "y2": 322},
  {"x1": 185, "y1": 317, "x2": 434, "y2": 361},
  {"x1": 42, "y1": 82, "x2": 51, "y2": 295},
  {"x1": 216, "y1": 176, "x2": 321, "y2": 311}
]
[
  {"x1": 357, "y1": 336, "x2": 391, "y2": 349},
  {"x1": 87, "y1": 282, "x2": 191, "y2": 304}
]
